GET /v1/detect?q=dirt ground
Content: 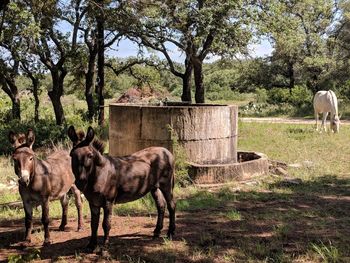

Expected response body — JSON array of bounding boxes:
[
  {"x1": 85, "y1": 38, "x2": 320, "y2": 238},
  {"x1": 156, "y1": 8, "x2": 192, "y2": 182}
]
[{"x1": 1, "y1": 178, "x2": 350, "y2": 263}]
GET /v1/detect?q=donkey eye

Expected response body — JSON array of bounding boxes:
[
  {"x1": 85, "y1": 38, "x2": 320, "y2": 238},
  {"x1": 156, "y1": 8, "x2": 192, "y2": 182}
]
[
  {"x1": 87, "y1": 153, "x2": 93, "y2": 159},
  {"x1": 29, "y1": 157, "x2": 33, "y2": 161}
]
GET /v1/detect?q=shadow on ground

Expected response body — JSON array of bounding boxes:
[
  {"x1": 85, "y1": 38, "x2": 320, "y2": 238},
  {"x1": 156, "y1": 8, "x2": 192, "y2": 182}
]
[{"x1": 0, "y1": 174, "x2": 349, "y2": 262}]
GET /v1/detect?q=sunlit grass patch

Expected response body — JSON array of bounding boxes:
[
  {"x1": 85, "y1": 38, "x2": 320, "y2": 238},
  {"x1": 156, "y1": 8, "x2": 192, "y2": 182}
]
[
  {"x1": 224, "y1": 209, "x2": 242, "y2": 221},
  {"x1": 310, "y1": 241, "x2": 340, "y2": 263},
  {"x1": 177, "y1": 191, "x2": 221, "y2": 211}
]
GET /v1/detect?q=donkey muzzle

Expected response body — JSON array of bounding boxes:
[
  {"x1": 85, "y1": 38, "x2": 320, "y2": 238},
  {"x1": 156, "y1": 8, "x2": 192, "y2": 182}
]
[{"x1": 19, "y1": 170, "x2": 30, "y2": 186}]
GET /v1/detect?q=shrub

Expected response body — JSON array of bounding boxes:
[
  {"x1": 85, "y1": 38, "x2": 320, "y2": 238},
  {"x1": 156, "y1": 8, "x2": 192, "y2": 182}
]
[
  {"x1": 167, "y1": 125, "x2": 191, "y2": 187},
  {"x1": 267, "y1": 88, "x2": 290, "y2": 104},
  {"x1": 289, "y1": 85, "x2": 313, "y2": 107},
  {"x1": 255, "y1": 88, "x2": 268, "y2": 103}
]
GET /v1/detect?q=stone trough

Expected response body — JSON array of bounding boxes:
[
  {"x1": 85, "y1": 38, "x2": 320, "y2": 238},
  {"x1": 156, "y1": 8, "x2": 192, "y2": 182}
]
[
  {"x1": 109, "y1": 103, "x2": 269, "y2": 184},
  {"x1": 188, "y1": 151, "x2": 269, "y2": 184}
]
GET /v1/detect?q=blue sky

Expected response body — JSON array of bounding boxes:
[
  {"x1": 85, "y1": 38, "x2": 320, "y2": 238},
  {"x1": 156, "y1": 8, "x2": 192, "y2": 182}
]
[
  {"x1": 59, "y1": 20, "x2": 273, "y2": 63},
  {"x1": 107, "y1": 40, "x2": 272, "y2": 63},
  {"x1": 108, "y1": 38, "x2": 273, "y2": 63}
]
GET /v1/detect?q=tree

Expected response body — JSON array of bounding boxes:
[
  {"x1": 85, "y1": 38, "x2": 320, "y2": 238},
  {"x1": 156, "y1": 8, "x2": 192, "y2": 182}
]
[
  {"x1": 118, "y1": 0, "x2": 255, "y2": 103},
  {"x1": 25, "y1": 0, "x2": 86, "y2": 125},
  {"x1": 20, "y1": 58, "x2": 44, "y2": 122},
  {"x1": 0, "y1": 0, "x2": 36, "y2": 120},
  {"x1": 264, "y1": 0, "x2": 338, "y2": 93}
]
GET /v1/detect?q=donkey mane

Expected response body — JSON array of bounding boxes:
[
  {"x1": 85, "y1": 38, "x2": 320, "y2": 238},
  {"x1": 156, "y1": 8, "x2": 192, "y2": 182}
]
[{"x1": 92, "y1": 139, "x2": 105, "y2": 154}]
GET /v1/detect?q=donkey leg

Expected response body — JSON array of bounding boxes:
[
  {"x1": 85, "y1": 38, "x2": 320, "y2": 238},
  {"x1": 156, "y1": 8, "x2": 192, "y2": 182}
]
[
  {"x1": 41, "y1": 199, "x2": 51, "y2": 246},
  {"x1": 71, "y1": 184, "x2": 84, "y2": 231},
  {"x1": 102, "y1": 201, "x2": 113, "y2": 247},
  {"x1": 59, "y1": 194, "x2": 68, "y2": 231},
  {"x1": 151, "y1": 188, "x2": 166, "y2": 238},
  {"x1": 87, "y1": 203, "x2": 100, "y2": 250},
  {"x1": 23, "y1": 200, "x2": 33, "y2": 243},
  {"x1": 160, "y1": 189, "x2": 176, "y2": 239}
]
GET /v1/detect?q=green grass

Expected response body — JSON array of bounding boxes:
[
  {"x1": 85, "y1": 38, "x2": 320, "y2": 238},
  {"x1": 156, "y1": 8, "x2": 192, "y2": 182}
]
[{"x1": 1, "y1": 122, "x2": 350, "y2": 262}]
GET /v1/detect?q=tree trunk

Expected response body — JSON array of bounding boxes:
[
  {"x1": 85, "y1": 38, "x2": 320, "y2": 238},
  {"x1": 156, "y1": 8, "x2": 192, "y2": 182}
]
[
  {"x1": 33, "y1": 80, "x2": 40, "y2": 123},
  {"x1": 96, "y1": 0, "x2": 105, "y2": 126},
  {"x1": 181, "y1": 63, "x2": 192, "y2": 102},
  {"x1": 193, "y1": 59, "x2": 205, "y2": 103},
  {"x1": 1, "y1": 76, "x2": 21, "y2": 120},
  {"x1": 48, "y1": 70, "x2": 66, "y2": 125},
  {"x1": 11, "y1": 96, "x2": 20, "y2": 120},
  {"x1": 85, "y1": 49, "x2": 97, "y2": 120},
  {"x1": 288, "y1": 62, "x2": 295, "y2": 95},
  {"x1": 27, "y1": 74, "x2": 40, "y2": 123}
]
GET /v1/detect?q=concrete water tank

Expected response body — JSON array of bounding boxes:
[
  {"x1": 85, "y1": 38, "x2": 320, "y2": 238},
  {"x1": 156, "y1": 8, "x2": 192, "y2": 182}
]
[{"x1": 109, "y1": 103, "x2": 238, "y2": 164}]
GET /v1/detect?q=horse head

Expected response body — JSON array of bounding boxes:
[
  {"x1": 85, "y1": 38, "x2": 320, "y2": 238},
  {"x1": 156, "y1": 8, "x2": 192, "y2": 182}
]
[
  {"x1": 331, "y1": 115, "x2": 340, "y2": 133},
  {"x1": 9, "y1": 129, "x2": 36, "y2": 186}
]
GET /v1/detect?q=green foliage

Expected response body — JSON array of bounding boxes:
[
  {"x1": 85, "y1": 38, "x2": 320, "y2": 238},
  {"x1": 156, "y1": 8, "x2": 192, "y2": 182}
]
[
  {"x1": 8, "y1": 248, "x2": 41, "y2": 263},
  {"x1": 0, "y1": 119, "x2": 65, "y2": 154},
  {"x1": 255, "y1": 88, "x2": 268, "y2": 103},
  {"x1": 267, "y1": 88, "x2": 290, "y2": 104},
  {"x1": 167, "y1": 125, "x2": 191, "y2": 187},
  {"x1": 264, "y1": 85, "x2": 312, "y2": 112},
  {"x1": 288, "y1": 85, "x2": 313, "y2": 107},
  {"x1": 311, "y1": 241, "x2": 340, "y2": 263},
  {"x1": 224, "y1": 209, "x2": 242, "y2": 221}
]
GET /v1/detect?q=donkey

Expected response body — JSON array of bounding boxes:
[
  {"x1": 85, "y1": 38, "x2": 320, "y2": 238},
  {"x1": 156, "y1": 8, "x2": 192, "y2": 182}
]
[
  {"x1": 9, "y1": 129, "x2": 84, "y2": 246},
  {"x1": 68, "y1": 126, "x2": 176, "y2": 250}
]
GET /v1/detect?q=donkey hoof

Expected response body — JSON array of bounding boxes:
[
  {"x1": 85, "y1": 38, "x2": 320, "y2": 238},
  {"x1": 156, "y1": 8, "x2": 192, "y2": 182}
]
[
  {"x1": 152, "y1": 233, "x2": 160, "y2": 239},
  {"x1": 166, "y1": 232, "x2": 174, "y2": 240},
  {"x1": 85, "y1": 242, "x2": 97, "y2": 253},
  {"x1": 58, "y1": 225, "x2": 66, "y2": 231}
]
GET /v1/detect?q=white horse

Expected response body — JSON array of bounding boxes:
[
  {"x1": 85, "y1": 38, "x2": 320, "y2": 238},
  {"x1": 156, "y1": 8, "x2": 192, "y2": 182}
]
[{"x1": 313, "y1": 90, "x2": 340, "y2": 133}]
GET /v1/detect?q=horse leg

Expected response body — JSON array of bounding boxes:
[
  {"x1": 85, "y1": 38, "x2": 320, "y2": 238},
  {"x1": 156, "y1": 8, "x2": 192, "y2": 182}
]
[
  {"x1": 102, "y1": 201, "x2": 113, "y2": 247},
  {"x1": 71, "y1": 184, "x2": 84, "y2": 231},
  {"x1": 315, "y1": 112, "x2": 319, "y2": 131},
  {"x1": 87, "y1": 203, "x2": 100, "y2": 250},
  {"x1": 23, "y1": 199, "x2": 33, "y2": 244},
  {"x1": 151, "y1": 188, "x2": 166, "y2": 238},
  {"x1": 58, "y1": 194, "x2": 68, "y2": 231},
  {"x1": 41, "y1": 199, "x2": 51, "y2": 246},
  {"x1": 322, "y1": 112, "x2": 328, "y2": 132}
]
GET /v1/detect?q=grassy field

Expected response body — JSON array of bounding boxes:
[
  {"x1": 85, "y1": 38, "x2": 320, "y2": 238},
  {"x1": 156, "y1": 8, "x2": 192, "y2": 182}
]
[{"x1": 1, "y1": 121, "x2": 350, "y2": 262}]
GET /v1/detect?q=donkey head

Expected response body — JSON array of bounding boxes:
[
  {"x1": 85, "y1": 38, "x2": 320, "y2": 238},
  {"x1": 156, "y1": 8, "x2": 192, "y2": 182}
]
[
  {"x1": 68, "y1": 126, "x2": 104, "y2": 185},
  {"x1": 9, "y1": 129, "x2": 36, "y2": 186}
]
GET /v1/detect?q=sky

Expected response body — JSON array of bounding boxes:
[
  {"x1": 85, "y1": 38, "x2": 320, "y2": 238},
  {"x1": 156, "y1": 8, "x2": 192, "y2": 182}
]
[
  {"x1": 108, "y1": 38, "x2": 274, "y2": 63},
  {"x1": 59, "y1": 19, "x2": 274, "y2": 64}
]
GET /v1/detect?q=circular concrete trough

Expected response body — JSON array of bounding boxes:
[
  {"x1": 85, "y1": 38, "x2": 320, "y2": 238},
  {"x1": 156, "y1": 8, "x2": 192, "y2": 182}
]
[
  {"x1": 109, "y1": 103, "x2": 238, "y2": 164},
  {"x1": 188, "y1": 151, "x2": 269, "y2": 184}
]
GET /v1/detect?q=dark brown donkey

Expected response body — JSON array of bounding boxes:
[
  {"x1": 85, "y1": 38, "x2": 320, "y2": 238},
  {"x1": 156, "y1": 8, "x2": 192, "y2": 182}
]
[
  {"x1": 9, "y1": 129, "x2": 84, "y2": 246},
  {"x1": 68, "y1": 126, "x2": 176, "y2": 250}
]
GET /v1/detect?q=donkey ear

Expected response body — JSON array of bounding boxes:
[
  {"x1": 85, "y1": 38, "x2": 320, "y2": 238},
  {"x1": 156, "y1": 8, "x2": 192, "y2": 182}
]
[
  {"x1": 85, "y1": 126, "x2": 95, "y2": 144},
  {"x1": 26, "y1": 129, "x2": 35, "y2": 149},
  {"x1": 8, "y1": 131, "x2": 17, "y2": 145},
  {"x1": 68, "y1": 125, "x2": 79, "y2": 144}
]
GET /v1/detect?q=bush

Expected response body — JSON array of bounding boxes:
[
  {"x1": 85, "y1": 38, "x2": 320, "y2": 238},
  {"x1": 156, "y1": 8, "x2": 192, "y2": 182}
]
[
  {"x1": 267, "y1": 88, "x2": 290, "y2": 104},
  {"x1": 0, "y1": 119, "x2": 65, "y2": 154},
  {"x1": 255, "y1": 88, "x2": 268, "y2": 103},
  {"x1": 267, "y1": 86, "x2": 312, "y2": 108},
  {"x1": 289, "y1": 85, "x2": 313, "y2": 107}
]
